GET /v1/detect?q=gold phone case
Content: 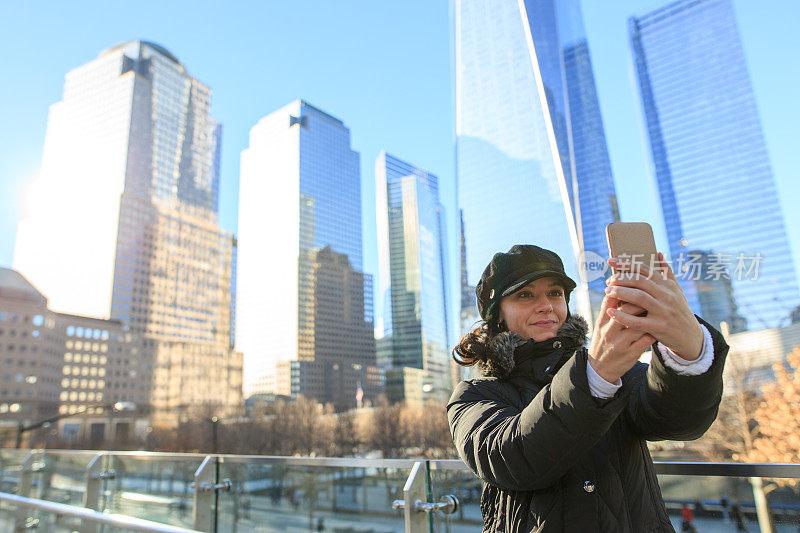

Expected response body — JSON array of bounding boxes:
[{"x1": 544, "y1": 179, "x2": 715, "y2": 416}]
[{"x1": 605, "y1": 222, "x2": 658, "y2": 274}]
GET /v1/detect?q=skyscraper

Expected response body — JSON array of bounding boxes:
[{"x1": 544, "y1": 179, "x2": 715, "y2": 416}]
[
  {"x1": 13, "y1": 41, "x2": 242, "y2": 425},
  {"x1": 630, "y1": 0, "x2": 800, "y2": 331},
  {"x1": 238, "y1": 101, "x2": 378, "y2": 408},
  {"x1": 454, "y1": 0, "x2": 619, "y2": 322},
  {"x1": 376, "y1": 152, "x2": 451, "y2": 405}
]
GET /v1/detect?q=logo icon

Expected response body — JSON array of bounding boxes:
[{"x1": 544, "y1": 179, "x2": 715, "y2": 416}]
[{"x1": 577, "y1": 250, "x2": 608, "y2": 282}]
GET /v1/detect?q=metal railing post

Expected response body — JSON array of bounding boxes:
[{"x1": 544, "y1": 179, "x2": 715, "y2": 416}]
[
  {"x1": 750, "y1": 476, "x2": 775, "y2": 533},
  {"x1": 16, "y1": 452, "x2": 39, "y2": 498},
  {"x1": 82, "y1": 453, "x2": 111, "y2": 533},
  {"x1": 393, "y1": 461, "x2": 429, "y2": 533},
  {"x1": 83, "y1": 453, "x2": 105, "y2": 509},
  {"x1": 192, "y1": 456, "x2": 215, "y2": 532},
  {"x1": 15, "y1": 451, "x2": 41, "y2": 531},
  {"x1": 392, "y1": 461, "x2": 459, "y2": 533}
]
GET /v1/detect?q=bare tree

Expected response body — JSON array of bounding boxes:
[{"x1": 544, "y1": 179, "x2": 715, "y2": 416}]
[
  {"x1": 363, "y1": 395, "x2": 403, "y2": 458},
  {"x1": 330, "y1": 411, "x2": 360, "y2": 457},
  {"x1": 745, "y1": 347, "x2": 800, "y2": 488},
  {"x1": 400, "y1": 400, "x2": 454, "y2": 458},
  {"x1": 686, "y1": 341, "x2": 800, "y2": 533},
  {"x1": 690, "y1": 348, "x2": 761, "y2": 462}
]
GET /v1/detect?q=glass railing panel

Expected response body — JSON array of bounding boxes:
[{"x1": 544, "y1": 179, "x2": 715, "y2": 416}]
[
  {"x1": 102, "y1": 454, "x2": 204, "y2": 530},
  {"x1": 430, "y1": 461, "x2": 800, "y2": 532},
  {"x1": 427, "y1": 461, "x2": 483, "y2": 531},
  {"x1": 216, "y1": 458, "x2": 410, "y2": 532},
  {"x1": 0, "y1": 448, "x2": 30, "y2": 492},
  {"x1": 35, "y1": 450, "x2": 96, "y2": 505},
  {"x1": 658, "y1": 474, "x2": 800, "y2": 532},
  {"x1": 0, "y1": 502, "x2": 83, "y2": 532}
]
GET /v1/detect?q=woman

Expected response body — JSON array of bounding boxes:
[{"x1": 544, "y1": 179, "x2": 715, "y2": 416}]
[{"x1": 448, "y1": 245, "x2": 728, "y2": 532}]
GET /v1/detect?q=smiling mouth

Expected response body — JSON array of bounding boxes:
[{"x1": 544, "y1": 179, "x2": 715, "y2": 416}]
[{"x1": 531, "y1": 320, "x2": 557, "y2": 326}]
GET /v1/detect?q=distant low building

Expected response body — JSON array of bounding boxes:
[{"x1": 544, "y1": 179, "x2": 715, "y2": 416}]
[
  {"x1": 690, "y1": 250, "x2": 747, "y2": 334},
  {"x1": 0, "y1": 268, "x2": 148, "y2": 445},
  {"x1": 723, "y1": 320, "x2": 800, "y2": 392},
  {"x1": 790, "y1": 305, "x2": 800, "y2": 325}
]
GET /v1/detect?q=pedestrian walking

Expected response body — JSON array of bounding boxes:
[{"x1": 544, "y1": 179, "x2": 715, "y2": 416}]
[
  {"x1": 732, "y1": 500, "x2": 748, "y2": 531},
  {"x1": 681, "y1": 503, "x2": 696, "y2": 532},
  {"x1": 720, "y1": 494, "x2": 730, "y2": 522}
]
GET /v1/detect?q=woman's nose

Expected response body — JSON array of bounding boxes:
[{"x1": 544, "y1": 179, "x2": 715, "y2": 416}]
[{"x1": 534, "y1": 296, "x2": 553, "y2": 312}]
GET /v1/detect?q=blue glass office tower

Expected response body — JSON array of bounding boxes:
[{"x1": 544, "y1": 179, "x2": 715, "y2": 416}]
[
  {"x1": 376, "y1": 152, "x2": 451, "y2": 404},
  {"x1": 455, "y1": 0, "x2": 619, "y2": 320},
  {"x1": 630, "y1": 0, "x2": 800, "y2": 331}
]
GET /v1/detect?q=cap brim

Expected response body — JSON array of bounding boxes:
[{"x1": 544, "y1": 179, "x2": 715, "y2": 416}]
[{"x1": 501, "y1": 271, "x2": 577, "y2": 297}]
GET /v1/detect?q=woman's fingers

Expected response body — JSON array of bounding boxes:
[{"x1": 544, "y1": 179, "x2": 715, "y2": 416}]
[
  {"x1": 617, "y1": 302, "x2": 646, "y2": 317},
  {"x1": 606, "y1": 286, "x2": 657, "y2": 311},
  {"x1": 596, "y1": 293, "x2": 620, "y2": 328},
  {"x1": 609, "y1": 256, "x2": 669, "y2": 282},
  {"x1": 629, "y1": 332, "x2": 657, "y2": 353},
  {"x1": 608, "y1": 306, "x2": 651, "y2": 331},
  {"x1": 607, "y1": 272, "x2": 671, "y2": 303}
]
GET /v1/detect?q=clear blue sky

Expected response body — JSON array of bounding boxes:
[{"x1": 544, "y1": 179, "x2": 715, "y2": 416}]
[{"x1": 1, "y1": 1, "x2": 798, "y2": 332}]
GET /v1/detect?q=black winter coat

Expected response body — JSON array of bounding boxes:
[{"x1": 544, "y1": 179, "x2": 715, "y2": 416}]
[{"x1": 448, "y1": 315, "x2": 728, "y2": 532}]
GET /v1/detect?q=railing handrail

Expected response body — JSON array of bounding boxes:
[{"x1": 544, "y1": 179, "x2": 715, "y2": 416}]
[
  {"x1": 8, "y1": 450, "x2": 800, "y2": 478},
  {"x1": 0, "y1": 491, "x2": 201, "y2": 533},
  {"x1": 428, "y1": 459, "x2": 800, "y2": 478},
  {"x1": 10, "y1": 449, "x2": 417, "y2": 469},
  {"x1": 653, "y1": 461, "x2": 800, "y2": 478}
]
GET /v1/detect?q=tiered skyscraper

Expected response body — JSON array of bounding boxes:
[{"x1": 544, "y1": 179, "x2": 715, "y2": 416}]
[
  {"x1": 454, "y1": 0, "x2": 620, "y2": 320},
  {"x1": 237, "y1": 101, "x2": 379, "y2": 410},
  {"x1": 375, "y1": 152, "x2": 451, "y2": 405},
  {"x1": 630, "y1": 0, "x2": 800, "y2": 331},
  {"x1": 13, "y1": 41, "x2": 242, "y2": 426}
]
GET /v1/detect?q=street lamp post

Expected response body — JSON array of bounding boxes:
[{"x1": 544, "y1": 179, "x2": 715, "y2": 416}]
[
  {"x1": 210, "y1": 416, "x2": 219, "y2": 454},
  {"x1": 15, "y1": 401, "x2": 136, "y2": 449}
]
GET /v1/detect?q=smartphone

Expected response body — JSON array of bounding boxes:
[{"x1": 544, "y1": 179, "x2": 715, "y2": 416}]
[{"x1": 605, "y1": 222, "x2": 658, "y2": 275}]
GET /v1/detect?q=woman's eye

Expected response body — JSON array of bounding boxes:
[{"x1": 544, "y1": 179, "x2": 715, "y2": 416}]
[
  {"x1": 549, "y1": 290, "x2": 563, "y2": 297},
  {"x1": 518, "y1": 291, "x2": 530, "y2": 299}
]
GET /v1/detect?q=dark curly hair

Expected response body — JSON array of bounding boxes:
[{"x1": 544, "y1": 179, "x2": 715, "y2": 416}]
[{"x1": 452, "y1": 313, "x2": 506, "y2": 368}]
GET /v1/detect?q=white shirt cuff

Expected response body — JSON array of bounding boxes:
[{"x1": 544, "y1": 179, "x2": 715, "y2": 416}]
[
  {"x1": 657, "y1": 324, "x2": 715, "y2": 375},
  {"x1": 587, "y1": 360, "x2": 622, "y2": 399}
]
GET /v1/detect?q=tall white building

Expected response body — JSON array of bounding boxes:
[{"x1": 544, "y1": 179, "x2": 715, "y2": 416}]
[
  {"x1": 15, "y1": 41, "x2": 223, "y2": 318},
  {"x1": 238, "y1": 101, "x2": 379, "y2": 408},
  {"x1": 13, "y1": 41, "x2": 241, "y2": 425}
]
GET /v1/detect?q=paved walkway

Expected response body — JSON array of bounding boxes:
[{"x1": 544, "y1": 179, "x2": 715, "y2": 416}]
[{"x1": 668, "y1": 516, "x2": 800, "y2": 532}]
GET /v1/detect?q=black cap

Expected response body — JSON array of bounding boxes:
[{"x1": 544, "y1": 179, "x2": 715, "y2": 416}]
[{"x1": 475, "y1": 245, "x2": 577, "y2": 320}]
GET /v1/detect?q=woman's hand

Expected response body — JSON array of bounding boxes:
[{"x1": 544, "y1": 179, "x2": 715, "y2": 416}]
[
  {"x1": 588, "y1": 292, "x2": 657, "y2": 383},
  {"x1": 605, "y1": 253, "x2": 704, "y2": 360}
]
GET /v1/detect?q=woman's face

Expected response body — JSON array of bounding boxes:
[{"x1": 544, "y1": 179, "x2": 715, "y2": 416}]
[{"x1": 498, "y1": 276, "x2": 568, "y2": 341}]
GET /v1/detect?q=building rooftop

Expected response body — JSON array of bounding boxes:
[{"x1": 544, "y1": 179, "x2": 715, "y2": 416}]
[
  {"x1": 101, "y1": 40, "x2": 182, "y2": 66},
  {"x1": 0, "y1": 267, "x2": 47, "y2": 305}
]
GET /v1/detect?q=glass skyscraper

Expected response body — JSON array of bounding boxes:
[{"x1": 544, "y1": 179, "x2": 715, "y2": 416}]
[
  {"x1": 238, "y1": 101, "x2": 378, "y2": 408},
  {"x1": 630, "y1": 0, "x2": 800, "y2": 331},
  {"x1": 13, "y1": 41, "x2": 242, "y2": 425},
  {"x1": 376, "y1": 152, "x2": 451, "y2": 405},
  {"x1": 454, "y1": 0, "x2": 619, "y2": 320}
]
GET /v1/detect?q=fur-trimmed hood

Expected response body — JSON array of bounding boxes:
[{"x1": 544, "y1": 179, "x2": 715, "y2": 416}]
[{"x1": 477, "y1": 314, "x2": 589, "y2": 378}]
